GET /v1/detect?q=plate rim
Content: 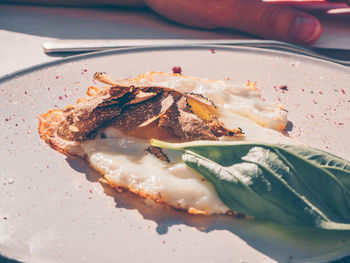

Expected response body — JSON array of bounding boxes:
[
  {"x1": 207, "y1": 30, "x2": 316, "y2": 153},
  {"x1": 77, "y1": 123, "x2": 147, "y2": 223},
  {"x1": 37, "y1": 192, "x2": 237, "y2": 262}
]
[{"x1": 1, "y1": 44, "x2": 350, "y2": 85}]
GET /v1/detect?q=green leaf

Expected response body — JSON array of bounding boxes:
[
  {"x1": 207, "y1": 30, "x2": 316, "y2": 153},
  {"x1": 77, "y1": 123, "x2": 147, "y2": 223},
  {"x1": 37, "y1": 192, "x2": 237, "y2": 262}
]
[{"x1": 150, "y1": 139, "x2": 350, "y2": 230}]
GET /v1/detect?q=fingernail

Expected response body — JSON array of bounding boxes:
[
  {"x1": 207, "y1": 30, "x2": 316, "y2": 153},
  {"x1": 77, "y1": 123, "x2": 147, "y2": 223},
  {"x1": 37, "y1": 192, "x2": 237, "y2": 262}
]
[{"x1": 289, "y1": 15, "x2": 322, "y2": 44}]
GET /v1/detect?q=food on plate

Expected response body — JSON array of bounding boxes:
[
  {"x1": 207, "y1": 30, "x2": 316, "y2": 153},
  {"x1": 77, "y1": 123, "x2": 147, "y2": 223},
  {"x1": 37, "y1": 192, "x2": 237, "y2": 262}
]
[
  {"x1": 39, "y1": 71, "x2": 286, "y2": 213},
  {"x1": 38, "y1": 71, "x2": 350, "y2": 229},
  {"x1": 152, "y1": 139, "x2": 350, "y2": 230}
]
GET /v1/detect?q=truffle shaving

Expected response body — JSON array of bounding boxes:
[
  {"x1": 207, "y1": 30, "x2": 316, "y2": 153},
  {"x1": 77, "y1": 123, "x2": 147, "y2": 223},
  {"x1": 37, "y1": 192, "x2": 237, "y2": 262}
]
[{"x1": 39, "y1": 73, "x2": 243, "y2": 157}]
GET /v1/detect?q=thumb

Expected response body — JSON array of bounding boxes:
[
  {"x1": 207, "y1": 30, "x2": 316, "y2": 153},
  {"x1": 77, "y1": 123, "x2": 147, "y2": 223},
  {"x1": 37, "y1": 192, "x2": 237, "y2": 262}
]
[{"x1": 145, "y1": 0, "x2": 322, "y2": 44}]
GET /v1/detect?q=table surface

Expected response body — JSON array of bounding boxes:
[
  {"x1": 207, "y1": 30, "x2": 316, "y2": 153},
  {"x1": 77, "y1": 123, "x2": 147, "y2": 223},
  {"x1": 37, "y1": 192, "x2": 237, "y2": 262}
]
[
  {"x1": 1, "y1": 3, "x2": 350, "y2": 263},
  {"x1": 2, "y1": 3, "x2": 350, "y2": 77},
  {"x1": 0, "y1": 4, "x2": 252, "y2": 77}
]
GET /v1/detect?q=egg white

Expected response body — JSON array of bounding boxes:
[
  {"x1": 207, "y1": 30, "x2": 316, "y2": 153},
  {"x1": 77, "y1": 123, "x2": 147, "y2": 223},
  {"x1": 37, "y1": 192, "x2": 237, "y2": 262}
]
[{"x1": 80, "y1": 72, "x2": 296, "y2": 214}]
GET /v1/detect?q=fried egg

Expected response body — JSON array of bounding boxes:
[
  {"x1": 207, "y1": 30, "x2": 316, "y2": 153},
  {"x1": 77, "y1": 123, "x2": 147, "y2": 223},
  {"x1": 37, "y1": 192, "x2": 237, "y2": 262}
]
[{"x1": 79, "y1": 72, "x2": 296, "y2": 215}]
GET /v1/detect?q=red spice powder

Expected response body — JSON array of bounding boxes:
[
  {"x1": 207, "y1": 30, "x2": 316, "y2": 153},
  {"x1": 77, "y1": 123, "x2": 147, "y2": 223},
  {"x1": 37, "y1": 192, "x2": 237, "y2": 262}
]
[
  {"x1": 279, "y1": 85, "x2": 288, "y2": 91},
  {"x1": 172, "y1": 66, "x2": 182, "y2": 74}
]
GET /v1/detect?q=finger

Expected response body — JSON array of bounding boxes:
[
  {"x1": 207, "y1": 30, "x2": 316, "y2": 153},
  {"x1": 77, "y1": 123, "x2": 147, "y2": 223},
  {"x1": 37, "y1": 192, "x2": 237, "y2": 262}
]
[{"x1": 145, "y1": 0, "x2": 322, "y2": 44}]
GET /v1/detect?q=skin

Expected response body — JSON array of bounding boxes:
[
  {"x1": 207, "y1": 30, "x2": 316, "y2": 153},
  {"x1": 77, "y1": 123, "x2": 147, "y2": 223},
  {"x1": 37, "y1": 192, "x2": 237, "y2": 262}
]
[{"x1": 2, "y1": 0, "x2": 349, "y2": 44}]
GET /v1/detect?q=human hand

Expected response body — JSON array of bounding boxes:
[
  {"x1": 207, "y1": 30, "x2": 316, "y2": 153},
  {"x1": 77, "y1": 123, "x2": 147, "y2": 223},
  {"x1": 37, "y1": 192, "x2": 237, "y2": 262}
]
[
  {"x1": 4, "y1": 0, "x2": 347, "y2": 44},
  {"x1": 144, "y1": 0, "x2": 323, "y2": 44}
]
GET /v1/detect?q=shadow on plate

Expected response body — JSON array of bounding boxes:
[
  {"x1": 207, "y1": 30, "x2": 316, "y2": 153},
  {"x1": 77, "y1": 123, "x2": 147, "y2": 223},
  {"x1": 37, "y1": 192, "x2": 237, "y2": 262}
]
[{"x1": 66, "y1": 157, "x2": 350, "y2": 263}]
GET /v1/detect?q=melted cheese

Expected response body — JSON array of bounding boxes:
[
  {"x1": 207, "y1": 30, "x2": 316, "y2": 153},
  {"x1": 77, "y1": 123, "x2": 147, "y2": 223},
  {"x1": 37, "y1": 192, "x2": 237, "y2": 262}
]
[{"x1": 80, "y1": 73, "x2": 296, "y2": 214}]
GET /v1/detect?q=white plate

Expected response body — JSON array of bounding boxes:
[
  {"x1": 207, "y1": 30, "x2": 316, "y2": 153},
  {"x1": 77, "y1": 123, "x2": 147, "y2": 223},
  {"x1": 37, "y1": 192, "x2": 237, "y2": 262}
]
[{"x1": 0, "y1": 46, "x2": 349, "y2": 263}]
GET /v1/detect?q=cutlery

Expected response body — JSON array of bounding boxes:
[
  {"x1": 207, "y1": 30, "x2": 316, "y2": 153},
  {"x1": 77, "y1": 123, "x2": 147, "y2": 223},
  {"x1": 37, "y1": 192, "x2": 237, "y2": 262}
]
[{"x1": 43, "y1": 39, "x2": 350, "y2": 67}]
